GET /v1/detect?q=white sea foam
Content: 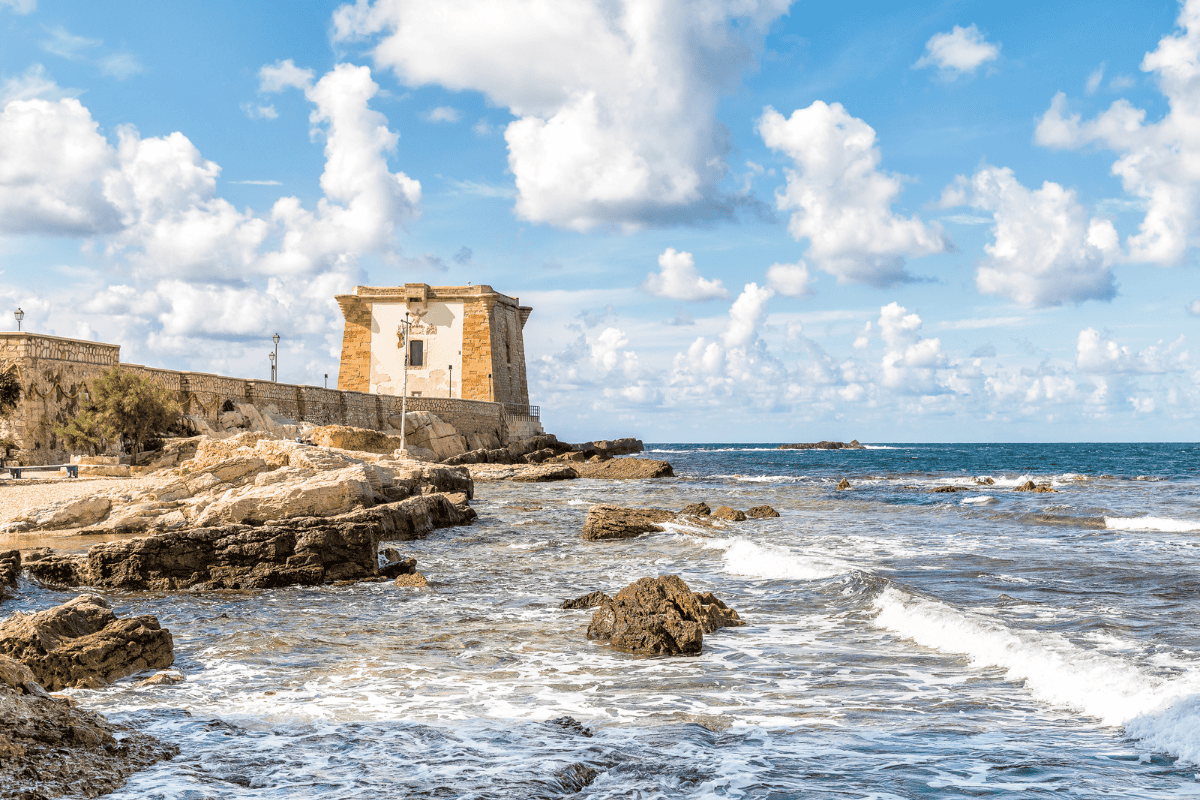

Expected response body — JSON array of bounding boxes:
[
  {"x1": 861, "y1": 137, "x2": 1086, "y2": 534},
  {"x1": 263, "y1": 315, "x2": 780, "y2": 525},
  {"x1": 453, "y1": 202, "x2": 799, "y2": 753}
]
[
  {"x1": 710, "y1": 473, "x2": 807, "y2": 483},
  {"x1": 862, "y1": 445, "x2": 898, "y2": 449},
  {"x1": 873, "y1": 586, "x2": 1200, "y2": 763},
  {"x1": 1104, "y1": 516, "x2": 1200, "y2": 533},
  {"x1": 707, "y1": 538, "x2": 850, "y2": 581},
  {"x1": 960, "y1": 495, "x2": 997, "y2": 506}
]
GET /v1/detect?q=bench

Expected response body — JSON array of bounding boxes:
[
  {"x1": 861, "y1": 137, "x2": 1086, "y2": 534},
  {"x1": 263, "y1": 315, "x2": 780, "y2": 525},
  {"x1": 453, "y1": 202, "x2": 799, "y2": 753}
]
[{"x1": 7, "y1": 465, "x2": 78, "y2": 479}]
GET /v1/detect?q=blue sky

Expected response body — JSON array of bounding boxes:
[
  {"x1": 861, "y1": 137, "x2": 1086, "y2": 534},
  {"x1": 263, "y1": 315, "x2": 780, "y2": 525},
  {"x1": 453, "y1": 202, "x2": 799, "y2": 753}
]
[{"x1": 1, "y1": 0, "x2": 1198, "y2": 442}]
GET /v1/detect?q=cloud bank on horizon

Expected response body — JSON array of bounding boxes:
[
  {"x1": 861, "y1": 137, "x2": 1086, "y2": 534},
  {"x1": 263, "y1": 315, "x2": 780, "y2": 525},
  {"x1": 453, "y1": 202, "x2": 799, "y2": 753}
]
[{"x1": 0, "y1": 0, "x2": 1198, "y2": 441}]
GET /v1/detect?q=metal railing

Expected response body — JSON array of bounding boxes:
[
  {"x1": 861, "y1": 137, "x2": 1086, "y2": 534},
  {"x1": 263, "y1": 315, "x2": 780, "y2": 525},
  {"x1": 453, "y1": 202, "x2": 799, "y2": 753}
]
[{"x1": 503, "y1": 403, "x2": 540, "y2": 420}]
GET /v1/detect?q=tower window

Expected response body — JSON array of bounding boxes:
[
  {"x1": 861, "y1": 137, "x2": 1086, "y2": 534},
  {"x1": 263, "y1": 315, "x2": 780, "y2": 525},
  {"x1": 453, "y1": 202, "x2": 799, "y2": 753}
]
[{"x1": 409, "y1": 339, "x2": 424, "y2": 367}]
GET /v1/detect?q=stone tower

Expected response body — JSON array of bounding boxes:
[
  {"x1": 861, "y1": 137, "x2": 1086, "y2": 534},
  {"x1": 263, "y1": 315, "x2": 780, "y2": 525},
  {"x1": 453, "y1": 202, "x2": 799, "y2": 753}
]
[{"x1": 335, "y1": 284, "x2": 532, "y2": 406}]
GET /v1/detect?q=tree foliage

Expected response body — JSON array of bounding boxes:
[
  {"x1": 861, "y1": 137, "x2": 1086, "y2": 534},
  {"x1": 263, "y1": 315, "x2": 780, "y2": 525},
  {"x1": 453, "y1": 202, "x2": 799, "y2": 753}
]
[
  {"x1": 56, "y1": 368, "x2": 180, "y2": 455},
  {"x1": 0, "y1": 367, "x2": 20, "y2": 415}
]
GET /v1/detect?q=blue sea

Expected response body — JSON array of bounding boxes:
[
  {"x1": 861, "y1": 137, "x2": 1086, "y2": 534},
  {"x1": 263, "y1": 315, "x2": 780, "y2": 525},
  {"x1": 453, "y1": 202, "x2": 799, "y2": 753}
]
[{"x1": 9, "y1": 442, "x2": 1200, "y2": 797}]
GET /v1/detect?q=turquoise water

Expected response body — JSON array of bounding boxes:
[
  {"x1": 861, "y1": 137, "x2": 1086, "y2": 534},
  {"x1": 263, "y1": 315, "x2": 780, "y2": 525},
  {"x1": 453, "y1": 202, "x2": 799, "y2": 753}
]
[{"x1": 8, "y1": 443, "x2": 1200, "y2": 797}]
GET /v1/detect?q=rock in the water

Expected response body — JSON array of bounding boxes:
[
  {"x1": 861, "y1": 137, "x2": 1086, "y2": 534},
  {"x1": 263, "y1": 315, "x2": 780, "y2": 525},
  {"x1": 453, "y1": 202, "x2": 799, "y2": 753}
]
[
  {"x1": 573, "y1": 458, "x2": 674, "y2": 479},
  {"x1": 395, "y1": 571, "x2": 429, "y2": 587},
  {"x1": 931, "y1": 486, "x2": 969, "y2": 493},
  {"x1": 380, "y1": 556, "x2": 417, "y2": 579},
  {"x1": 139, "y1": 670, "x2": 184, "y2": 687},
  {"x1": 836, "y1": 478, "x2": 851, "y2": 490},
  {"x1": 26, "y1": 494, "x2": 475, "y2": 591},
  {"x1": 1014, "y1": 480, "x2": 1056, "y2": 493},
  {"x1": 681, "y1": 502, "x2": 711, "y2": 516},
  {"x1": 511, "y1": 464, "x2": 579, "y2": 482},
  {"x1": 561, "y1": 591, "x2": 612, "y2": 610},
  {"x1": 746, "y1": 505, "x2": 779, "y2": 519},
  {"x1": 778, "y1": 440, "x2": 865, "y2": 450},
  {"x1": 0, "y1": 595, "x2": 174, "y2": 691},
  {"x1": 976, "y1": 477, "x2": 995, "y2": 486},
  {"x1": 712, "y1": 506, "x2": 746, "y2": 522},
  {"x1": 586, "y1": 575, "x2": 743, "y2": 656},
  {"x1": 582, "y1": 505, "x2": 677, "y2": 541},
  {"x1": 0, "y1": 654, "x2": 178, "y2": 797},
  {"x1": 571, "y1": 438, "x2": 644, "y2": 457},
  {"x1": 0, "y1": 550, "x2": 18, "y2": 600}
]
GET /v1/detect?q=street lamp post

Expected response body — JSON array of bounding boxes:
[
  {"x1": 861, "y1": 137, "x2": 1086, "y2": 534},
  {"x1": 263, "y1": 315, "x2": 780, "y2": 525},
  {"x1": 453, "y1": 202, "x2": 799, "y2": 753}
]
[
  {"x1": 397, "y1": 313, "x2": 411, "y2": 456},
  {"x1": 272, "y1": 333, "x2": 280, "y2": 383},
  {"x1": 269, "y1": 351, "x2": 276, "y2": 382},
  {"x1": 14, "y1": 308, "x2": 23, "y2": 332},
  {"x1": 324, "y1": 374, "x2": 328, "y2": 389},
  {"x1": 448, "y1": 365, "x2": 453, "y2": 398}
]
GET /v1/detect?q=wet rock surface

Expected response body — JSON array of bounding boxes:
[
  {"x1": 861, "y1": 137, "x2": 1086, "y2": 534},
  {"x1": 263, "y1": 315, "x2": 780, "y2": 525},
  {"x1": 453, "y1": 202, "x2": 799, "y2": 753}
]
[
  {"x1": 510, "y1": 465, "x2": 579, "y2": 483},
  {"x1": 680, "y1": 502, "x2": 711, "y2": 516},
  {"x1": 561, "y1": 591, "x2": 612, "y2": 610},
  {"x1": 0, "y1": 549, "x2": 18, "y2": 600},
  {"x1": 746, "y1": 505, "x2": 780, "y2": 519},
  {"x1": 582, "y1": 505, "x2": 678, "y2": 541},
  {"x1": 836, "y1": 478, "x2": 851, "y2": 490},
  {"x1": 0, "y1": 654, "x2": 178, "y2": 799},
  {"x1": 25, "y1": 493, "x2": 475, "y2": 591},
  {"x1": 586, "y1": 575, "x2": 743, "y2": 656},
  {"x1": 1015, "y1": 480, "x2": 1057, "y2": 493},
  {"x1": 712, "y1": 506, "x2": 746, "y2": 522},
  {"x1": 0, "y1": 595, "x2": 174, "y2": 691}
]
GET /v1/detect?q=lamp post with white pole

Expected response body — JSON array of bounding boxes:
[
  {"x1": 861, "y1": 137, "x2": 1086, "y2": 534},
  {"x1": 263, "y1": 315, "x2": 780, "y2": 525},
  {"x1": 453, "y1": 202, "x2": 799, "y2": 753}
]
[
  {"x1": 268, "y1": 351, "x2": 276, "y2": 381},
  {"x1": 14, "y1": 308, "x2": 23, "y2": 331},
  {"x1": 398, "y1": 313, "x2": 411, "y2": 456},
  {"x1": 272, "y1": 333, "x2": 280, "y2": 383}
]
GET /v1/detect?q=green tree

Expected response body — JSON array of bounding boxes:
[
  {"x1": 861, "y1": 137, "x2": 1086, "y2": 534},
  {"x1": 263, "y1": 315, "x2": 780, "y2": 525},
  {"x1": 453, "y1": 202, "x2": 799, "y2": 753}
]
[
  {"x1": 0, "y1": 367, "x2": 20, "y2": 415},
  {"x1": 88, "y1": 368, "x2": 180, "y2": 455},
  {"x1": 54, "y1": 407, "x2": 111, "y2": 456}
]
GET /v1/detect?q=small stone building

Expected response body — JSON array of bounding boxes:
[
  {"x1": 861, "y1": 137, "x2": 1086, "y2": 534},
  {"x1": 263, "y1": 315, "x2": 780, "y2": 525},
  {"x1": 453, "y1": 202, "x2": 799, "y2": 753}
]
[{"x1": 335, "y1": 284, "x2": 533, "y2": 409}]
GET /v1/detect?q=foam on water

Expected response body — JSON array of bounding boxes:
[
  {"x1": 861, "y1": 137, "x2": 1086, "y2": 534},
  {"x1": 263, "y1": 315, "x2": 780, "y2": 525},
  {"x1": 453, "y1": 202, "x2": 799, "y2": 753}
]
[
  {"x1": 872, "y1": 585, "x2": 1200, "y2": 763},
  {"x1": 1104, "y1": 516, "x2": 1200, "y2": 532},
  {"x1": 705, "y1": 537, "x2": 851, "y2": 581},
  {"x1": 960, "y1": 495, "x2": 997, "y2": 505}
]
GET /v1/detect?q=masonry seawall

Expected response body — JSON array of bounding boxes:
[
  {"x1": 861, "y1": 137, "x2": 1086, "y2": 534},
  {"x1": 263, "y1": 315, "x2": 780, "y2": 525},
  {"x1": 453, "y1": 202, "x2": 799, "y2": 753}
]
[{"x1": 0, "y1": 333, "x2": 518, "y2": 464}]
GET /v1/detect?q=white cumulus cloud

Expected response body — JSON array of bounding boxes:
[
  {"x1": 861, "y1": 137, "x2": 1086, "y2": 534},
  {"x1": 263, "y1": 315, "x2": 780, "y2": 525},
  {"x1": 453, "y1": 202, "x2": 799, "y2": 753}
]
[
  {"x1": 641, "y1": 248, "x2": 728, "y2": 301},
  {"x1": 940, "y1": 165, "x2": 1118, "y2": 306},
  {"x1": 721, "y1": 283, "x2": 773, "y2": 349},
  {"x1": 259, "y1": 59, "x2": 315, "y2": 93},
  {"x1": 333, "y1": 0, "x2": 790, "y2": 231},
  {"x1": 766, "y1": 261, "x2": 812, "y2": 298},
  {"x1": 1035, "y1": 0, "x2": 1200, "y2": 266},
  {"x1": 759, "y1": 102, "x2": 950, "y2": 287},
  {"x1": 422, "y1": 106, "x2": 460, "y2": 123},
  {"x1": 914, "y1": 24, "x2": 1000, "y2": 76}
]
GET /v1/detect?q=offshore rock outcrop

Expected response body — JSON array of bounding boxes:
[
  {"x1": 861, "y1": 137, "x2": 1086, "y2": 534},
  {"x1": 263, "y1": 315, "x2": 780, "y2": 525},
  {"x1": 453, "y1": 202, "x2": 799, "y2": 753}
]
[
  {"x1": 0, "y1": 595, "x2": 174, "y2": 691},
  {"x1": 573, "y1": 458, "x2": 674, "y2": 479},
  {"x1": 777, "y1": 438, "x2": 864, "y2": 450},
  {"x1": 746, "y1": 505, "x2": 780, "y2": 519},
  {"x1": 0, "y1": 654, "x2": 178, "y2": 799},
  {"x1": 24, "y1": 493, "x2": 475, "y2": 591},
  {"x1": 582, "y1": 505, "x2": 679, "y2": 541},
  {"x1": 586, "y1": 575, "x2": 743, "y2": 656}
]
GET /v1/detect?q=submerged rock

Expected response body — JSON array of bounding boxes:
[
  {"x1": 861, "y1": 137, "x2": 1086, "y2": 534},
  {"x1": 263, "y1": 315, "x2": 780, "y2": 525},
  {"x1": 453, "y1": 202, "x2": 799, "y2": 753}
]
[
  {"x1": 586, "y1": 575, "x2": 743, "y2": 656},
  {"x1": 931, "y1": 486, "x2": 969, "y2": 493},
  {"x1": 25, "y1": 493, "x2": 475, "y2": 591},
  {"x1": 561, "y1": 591, "x2": 612, "y2": 610},
  {"x1": 394, "y1": 572, "x2": 429, "y2": 588},
  {"x1": 582, "y1": 505, "x2": 677, "y2": 541},
  {"x1": 712, "y1": 506, "x2": 747, "y2": 522},
  {"x1": 0, "y1": 595, "x2": 174, "y2": 691},
  {"x1": 746, "y1": 505, "x2": 780, "y2": 519},
  {"x1": 0, "y1": 654, "x2": 178, "y2": 798}
]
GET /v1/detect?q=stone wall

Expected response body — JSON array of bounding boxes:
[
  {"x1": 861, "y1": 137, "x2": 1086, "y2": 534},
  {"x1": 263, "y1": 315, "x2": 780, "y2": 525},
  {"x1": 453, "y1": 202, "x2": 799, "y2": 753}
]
[{"x1": 0, "y1": 333, "x2": 514, "y2": 464}]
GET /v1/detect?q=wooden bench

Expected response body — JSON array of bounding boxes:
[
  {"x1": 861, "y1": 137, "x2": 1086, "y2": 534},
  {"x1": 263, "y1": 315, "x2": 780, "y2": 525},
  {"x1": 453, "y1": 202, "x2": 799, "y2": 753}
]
[{"x1": 7, "y1": 464, "x2": 78, "y2": 479}]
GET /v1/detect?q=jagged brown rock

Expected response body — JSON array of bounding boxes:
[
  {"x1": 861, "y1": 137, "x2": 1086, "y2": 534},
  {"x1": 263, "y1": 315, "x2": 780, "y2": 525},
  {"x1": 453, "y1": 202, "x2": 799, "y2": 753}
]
[
  {"x1": 746, "y1": 505, "x2": 780, "y2": 519},
  {"x1": 561, "y1": 591, "x2": 612, "y2": 610},
  {"x1": 836, "y1": 478, "x2": 851, "y2": 490},
  {"x1": 712, "y1": 506, "x2": 747, "y2": 522},
  {"x1": 573, "y1": 458, "x2": 674, "y2": 479},
  {"x1": 586, "y1": 575, "x2": 743, "y2": 656},
  {"x1": 571, "y1": 438, "x2": 644, "y2": 457},
  {"x1": 931, "y1": 486, "x2": 969, "y2": 493},
  {"x1": 25, "y1": 493, "x2": 475, "y2": 591},
  {"x1": 394, "y1": 572, "x2": 429, "y2": 587},
  {"x1": 1015, "y1": 480, "x2": 1057, "y2": 493},
  {"x1": 582, "y1": 505, "x2": 678, "y2": 541},
  {"x1": 0, "y1": 550, "x2": 18, "y2": 601},
  {"x1": 681, "y1": 502, "x2": 711, "y2": 516},
  {"x1": 0, "y1": 595, "x2": 174, "y2": 691},
  {"x1": 0, "y1": 654, "x2": 178, "y2": 798}
]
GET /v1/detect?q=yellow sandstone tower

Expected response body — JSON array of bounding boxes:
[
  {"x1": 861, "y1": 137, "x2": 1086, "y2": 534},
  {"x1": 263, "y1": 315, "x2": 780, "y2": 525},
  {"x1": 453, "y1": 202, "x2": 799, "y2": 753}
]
[{"x1": 334, "y1": 284, "x2": 532, "y2": 407}]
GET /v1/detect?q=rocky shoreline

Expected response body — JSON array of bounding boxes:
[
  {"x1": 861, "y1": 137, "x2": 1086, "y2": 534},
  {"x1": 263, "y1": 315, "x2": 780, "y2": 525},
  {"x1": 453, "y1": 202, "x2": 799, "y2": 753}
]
[{"x1": 0, "y1": 420, "x2": 705, "y2": 796}]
